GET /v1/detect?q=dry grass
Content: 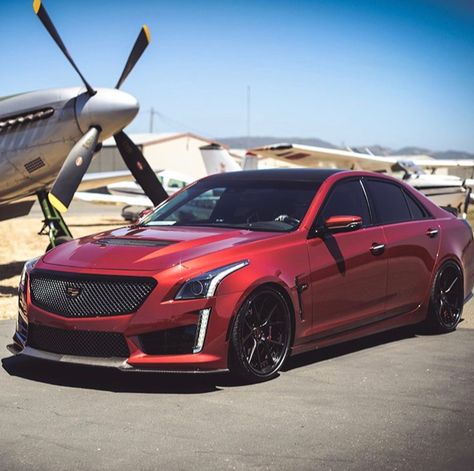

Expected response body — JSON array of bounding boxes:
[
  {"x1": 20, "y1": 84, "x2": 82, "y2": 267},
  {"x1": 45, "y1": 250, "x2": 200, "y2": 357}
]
[{"x1": 0, "y1": 215, "x2": 122, "y2": 319}]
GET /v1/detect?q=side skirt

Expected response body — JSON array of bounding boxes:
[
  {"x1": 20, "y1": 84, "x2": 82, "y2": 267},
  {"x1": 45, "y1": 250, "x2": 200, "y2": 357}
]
[{"x1": 290, "y1": 309, "x2": 422, "y2": 357}]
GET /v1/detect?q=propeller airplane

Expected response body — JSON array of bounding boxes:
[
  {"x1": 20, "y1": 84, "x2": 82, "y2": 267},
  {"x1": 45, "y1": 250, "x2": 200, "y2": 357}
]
[{"x1": 0, "y1": 0, "x2": 168, "y2": 249}]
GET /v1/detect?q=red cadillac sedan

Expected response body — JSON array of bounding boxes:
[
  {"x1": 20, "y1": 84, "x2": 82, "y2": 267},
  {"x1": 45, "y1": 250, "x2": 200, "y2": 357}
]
[{"x1": 10, "y1": 169, "x2": 474, "y2": 382}]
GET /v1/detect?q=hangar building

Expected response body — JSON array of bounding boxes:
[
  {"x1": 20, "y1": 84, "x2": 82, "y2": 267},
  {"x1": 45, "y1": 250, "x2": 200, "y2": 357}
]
[{"x1": 87, "y1": 132, "x2": 227, "y2": 179}]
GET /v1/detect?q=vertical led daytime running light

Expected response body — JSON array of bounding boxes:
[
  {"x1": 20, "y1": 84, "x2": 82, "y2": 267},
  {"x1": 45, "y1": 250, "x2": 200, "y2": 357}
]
[{"x1": 193, "y1": 308, "x2": 211, "y2": 353}]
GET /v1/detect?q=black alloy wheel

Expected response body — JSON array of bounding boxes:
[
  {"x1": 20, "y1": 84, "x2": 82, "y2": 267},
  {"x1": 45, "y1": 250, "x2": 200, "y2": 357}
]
[
  {"x1": 427, "y1": 261, "x2": 464, "y2": 333},
  {"x1": 229, "y1": 287, "x2": 292, "y2": 382}
]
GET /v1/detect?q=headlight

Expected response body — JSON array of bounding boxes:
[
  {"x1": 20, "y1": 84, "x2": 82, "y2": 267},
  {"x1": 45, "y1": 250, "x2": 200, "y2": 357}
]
[
  {"x1": 175, "y1": 260, "x2": 249, "y2": 300},
  {"x1": 19, "y1": 256, "x2": 41, "y2": 287}
]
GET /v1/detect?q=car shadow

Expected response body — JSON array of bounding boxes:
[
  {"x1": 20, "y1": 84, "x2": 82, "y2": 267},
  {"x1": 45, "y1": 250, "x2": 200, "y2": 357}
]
[
  {"x1": 1, "y1": 354, "x2": 236, "y2": 394},
  {"x1": 1, "y1": 324, "x2": 423, "y2": 393},
  {"x1": 282, "y1": 324, "x2": 418, "y2": 371}
]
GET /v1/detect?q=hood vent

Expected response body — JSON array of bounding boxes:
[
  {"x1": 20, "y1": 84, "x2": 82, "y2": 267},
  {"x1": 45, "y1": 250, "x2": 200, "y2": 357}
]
[{"x1": 95, "y1": 238, "x2": 177, "y2": 248}]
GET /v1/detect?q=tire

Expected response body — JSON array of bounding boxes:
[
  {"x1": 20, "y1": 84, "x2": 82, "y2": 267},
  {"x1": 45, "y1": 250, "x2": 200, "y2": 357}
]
[
  {"x1": 424, "y1": 260, "x2": 464, "y2": 333},
  {"x1": 229, "y1": 286, "x2": 292, "y2": 383},
  {"x1": 46, "y1": 235, "x2": 73, "y2": 252}
]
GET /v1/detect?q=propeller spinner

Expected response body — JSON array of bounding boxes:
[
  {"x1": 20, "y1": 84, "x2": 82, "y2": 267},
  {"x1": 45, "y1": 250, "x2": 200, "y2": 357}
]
[{"x1": 33, "y1": 0, "x2": 168, "y2": 212}]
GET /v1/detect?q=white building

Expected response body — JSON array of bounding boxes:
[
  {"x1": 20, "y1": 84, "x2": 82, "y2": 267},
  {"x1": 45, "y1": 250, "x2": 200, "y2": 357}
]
[{"x1": 88, "y1": 132, "x2": 231, "y2": 179}]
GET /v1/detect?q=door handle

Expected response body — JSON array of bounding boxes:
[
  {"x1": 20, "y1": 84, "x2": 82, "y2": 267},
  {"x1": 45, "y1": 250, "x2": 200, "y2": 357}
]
[
  {"x1": 370, "y1": 242, "x2": 385, "y2": 256},
  {"x1": 426, "y1": 228, "x2": 439, "y2": 238}
]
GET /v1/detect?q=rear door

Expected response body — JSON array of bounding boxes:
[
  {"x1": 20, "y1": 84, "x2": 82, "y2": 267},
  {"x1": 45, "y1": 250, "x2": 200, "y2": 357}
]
[
  {"x1": 307, "y1": 178, "x2": 388, "y2": 336},
  {"x1": 364, "y1": 179, "x2": 440, "y2": 317}
]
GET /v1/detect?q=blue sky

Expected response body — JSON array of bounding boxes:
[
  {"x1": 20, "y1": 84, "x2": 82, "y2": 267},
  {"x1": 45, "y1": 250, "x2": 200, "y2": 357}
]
[{"x1": 1, "y1": 0, "x2": 473, "y2": 151}]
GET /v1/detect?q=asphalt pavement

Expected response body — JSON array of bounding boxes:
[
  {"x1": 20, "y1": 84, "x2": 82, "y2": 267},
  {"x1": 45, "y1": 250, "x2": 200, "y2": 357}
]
[{"x1": 0, "y1": 315, "x2": 473, "y2": 470}]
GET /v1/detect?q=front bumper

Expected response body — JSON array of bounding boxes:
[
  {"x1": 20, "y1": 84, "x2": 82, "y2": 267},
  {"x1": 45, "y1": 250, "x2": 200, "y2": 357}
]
[
  {"x1": 7, "y1": 343, "x2": 228, "y2": 374},
  {"x1": 12, "y1": 269, "x2": 245, "y2": 373}
]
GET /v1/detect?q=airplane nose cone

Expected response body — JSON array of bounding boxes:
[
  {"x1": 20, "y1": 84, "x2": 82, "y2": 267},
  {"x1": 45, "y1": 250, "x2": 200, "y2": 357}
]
[{"x1": 75, "y1": 88, "x2": 139, "y2": 139}]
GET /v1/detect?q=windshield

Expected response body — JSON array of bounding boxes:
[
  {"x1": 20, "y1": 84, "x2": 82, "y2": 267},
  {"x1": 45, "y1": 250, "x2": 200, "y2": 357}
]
[{"x1": 143, "y1": 179, "x2": 321, "y2": 232}]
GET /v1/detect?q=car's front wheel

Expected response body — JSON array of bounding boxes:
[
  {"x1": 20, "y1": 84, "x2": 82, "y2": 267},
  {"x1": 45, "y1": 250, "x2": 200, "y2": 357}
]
[
  {"x1": 425, "y1": 260, "x2": 464, "y2": 333},
  {"x1": 229, "y1": 286, "x2": 292, "y2": 383}
]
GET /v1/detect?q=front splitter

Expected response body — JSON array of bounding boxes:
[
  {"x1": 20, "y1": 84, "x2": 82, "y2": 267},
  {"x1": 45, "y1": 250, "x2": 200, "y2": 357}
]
[{"x1": 7, "y1": 344, "x2": 228, "y2": 374}]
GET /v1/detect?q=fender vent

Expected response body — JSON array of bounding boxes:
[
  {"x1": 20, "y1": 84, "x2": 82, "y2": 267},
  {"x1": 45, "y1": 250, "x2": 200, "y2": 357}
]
[{"x1": 24, "y1": 157, "x2": 45, "y2": 174}]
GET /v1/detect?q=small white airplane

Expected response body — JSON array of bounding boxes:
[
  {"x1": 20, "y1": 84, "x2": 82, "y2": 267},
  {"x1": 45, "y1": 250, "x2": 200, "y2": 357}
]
[
  {"x1": 250, "y1": 143, "x2": 474, "y2": 217},
  {"x1": 75, "y1": 143, "x2": 242, "y2": 220},
  {"x1": 0, "y1": 1, "x2": 168, "y2": 249}
]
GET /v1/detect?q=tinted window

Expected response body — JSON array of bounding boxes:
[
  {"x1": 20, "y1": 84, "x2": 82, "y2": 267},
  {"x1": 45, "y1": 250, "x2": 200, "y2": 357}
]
[
  {"x1": 319, "y1": 179, "x2": 370, "y2": 226},
  {"x1": 365, "y1": 180, "x2": 411, "y2": 224},
  {"x1": 404, "y1": 190, "x2": 429, "y2": 219},
  {"x1": 144, "y1": 180, "x2": 321, "y2": 232},
  {"x1": 160, "y1": 188, "x2": 221, "y2": 223}
]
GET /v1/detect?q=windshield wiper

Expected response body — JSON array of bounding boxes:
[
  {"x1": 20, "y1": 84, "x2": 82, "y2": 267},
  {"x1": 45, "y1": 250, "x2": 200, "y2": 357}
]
[{"x1": 171, "y1": 222, "x2": 239, "y2": 230}]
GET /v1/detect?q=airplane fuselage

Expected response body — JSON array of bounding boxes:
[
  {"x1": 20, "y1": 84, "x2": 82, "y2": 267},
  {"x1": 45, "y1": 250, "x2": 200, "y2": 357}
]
[
  {"x1": 0, "y1": 88, "x2": 83, "y2": 202},
  {"x1": 0, "y1": 87, "x2": 138, "y2": 204}
]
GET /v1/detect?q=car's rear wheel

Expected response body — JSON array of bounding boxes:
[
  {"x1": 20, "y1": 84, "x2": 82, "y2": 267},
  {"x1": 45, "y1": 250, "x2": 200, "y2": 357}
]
[
  {"x1": 425, "y1": 260, "x2": 464, "y2": 333},
  {"x1": 229, "y1": 287, "x2": 292, "y2": 383}
]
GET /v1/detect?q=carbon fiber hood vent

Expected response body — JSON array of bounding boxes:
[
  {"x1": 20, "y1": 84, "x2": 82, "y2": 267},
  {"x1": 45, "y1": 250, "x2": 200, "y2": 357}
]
[{"x1": 94, "y1": 238, "x2": 177, "y2": 248}]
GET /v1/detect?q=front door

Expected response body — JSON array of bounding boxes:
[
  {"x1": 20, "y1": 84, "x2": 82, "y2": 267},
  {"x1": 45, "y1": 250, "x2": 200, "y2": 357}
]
[{"x1": 307, "y1": 178, "x2": 388, "y2": 337}]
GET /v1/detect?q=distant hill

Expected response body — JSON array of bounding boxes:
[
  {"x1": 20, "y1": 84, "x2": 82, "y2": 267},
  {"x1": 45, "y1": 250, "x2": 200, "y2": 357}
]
[
  {"x1": 368, "y1": 145, "x2": 474, "y2": 160},
  {"x1": 219, "y1": 136, "x2": 474, "y2": 160},
  {"x1": 433, "y1": 150, "x2": 474, "y2": 160}
]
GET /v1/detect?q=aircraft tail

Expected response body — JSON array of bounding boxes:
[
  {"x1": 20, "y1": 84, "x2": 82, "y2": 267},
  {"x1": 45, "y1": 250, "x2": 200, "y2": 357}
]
[
  {"x1": 200, "y1": 144, "x2": 241, "y2": 175},
  {"x1": 242, "y1": 152, "x2": 259, "y2": 170}
]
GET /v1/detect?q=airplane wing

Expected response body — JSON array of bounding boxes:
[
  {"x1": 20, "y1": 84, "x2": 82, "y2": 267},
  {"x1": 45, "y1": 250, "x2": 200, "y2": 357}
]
[
  {"x1": 250, "y1": 143, "x2": 398, "y2": 172},
  {"x1": 0, "y1": 198, "x2": 36, "y2": 222},
  {"x1": 74, "y1": 191, "x2": 152, "y2": 207},
  {"x1": 77, "y1": 170, "x2": 134, "y2": 192},
  {"x1": 412, "y1": 159, "x2": 474, "y2": 170},
  {"x1": 251, "y1": 143, "x2": 474, "y2": 175}
]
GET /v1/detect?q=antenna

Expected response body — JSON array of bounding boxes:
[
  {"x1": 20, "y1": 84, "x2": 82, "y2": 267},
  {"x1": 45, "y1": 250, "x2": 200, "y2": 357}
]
[
  {"x1": 246, "y1": 85, "x2": 251, "y2": 148},
  {"x1": 149, "y1": 107, "x2": 154, "y2": 133}
]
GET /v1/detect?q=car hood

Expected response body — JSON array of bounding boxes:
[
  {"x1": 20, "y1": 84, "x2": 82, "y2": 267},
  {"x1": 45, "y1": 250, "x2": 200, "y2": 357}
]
[{"x1": 42, "y1": 225, "x2": 281, "y2": 272}]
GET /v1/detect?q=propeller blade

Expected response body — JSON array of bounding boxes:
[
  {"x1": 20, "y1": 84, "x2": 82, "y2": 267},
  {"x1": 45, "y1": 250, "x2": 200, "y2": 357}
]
[
  {"x1": 114, "y1": 131, "x2": 168, "y2": 206},
  {"x1": 33, "y1": 0, "x2": 95, "y2": 95},
  {"x1": 115, "y1": 25, "x2": 151, "y2": 89},
  {"x1": 48, "y1": 127, "x2": 100, "y2": 212}
]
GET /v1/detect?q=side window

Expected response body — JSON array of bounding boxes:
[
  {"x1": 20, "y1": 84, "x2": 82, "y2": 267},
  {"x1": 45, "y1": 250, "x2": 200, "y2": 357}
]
[
  {"x1": 404, "y1": 190, "x2": 430, "y2": 220},
  {"x1": 365, "y1": 180, "x2": 411, "y2": 224},
  {"x1": 318, "y1": 180, "x2": 370, "y2": 226},
  {"x1": 162, "y1": 188, "x2": 221, "y2": 223}
]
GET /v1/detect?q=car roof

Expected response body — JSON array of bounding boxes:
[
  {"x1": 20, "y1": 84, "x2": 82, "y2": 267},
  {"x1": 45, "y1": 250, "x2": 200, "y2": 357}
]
[{"x1": 203, "y1": 168, "x2": 343, "y2": 183}]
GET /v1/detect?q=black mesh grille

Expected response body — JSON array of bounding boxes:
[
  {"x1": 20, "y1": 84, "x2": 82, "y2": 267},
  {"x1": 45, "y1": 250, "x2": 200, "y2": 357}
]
[
  {"x1": 30, "y1": 270, "x2": 156, "y2": 318},
  {"x1": 27, "y1": 323, "x2": 129, "y2": 358},
  {"x1": 139, "y1": 325, "x2": 197, "y2": 355}
]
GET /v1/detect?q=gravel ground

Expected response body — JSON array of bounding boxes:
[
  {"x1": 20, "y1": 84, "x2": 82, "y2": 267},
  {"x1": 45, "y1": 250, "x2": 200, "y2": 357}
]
[{"x1": 0, "y1": 202, "x2": 123, "y2": 319}]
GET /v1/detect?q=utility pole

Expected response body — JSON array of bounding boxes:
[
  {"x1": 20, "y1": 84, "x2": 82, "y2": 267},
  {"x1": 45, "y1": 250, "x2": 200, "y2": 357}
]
[
  {"x1": 246, "y1": 85, "x2": 251, "y2": 148},
  {"x1": 149, "y1": 107, "x2": 155, "y2": 133}
]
